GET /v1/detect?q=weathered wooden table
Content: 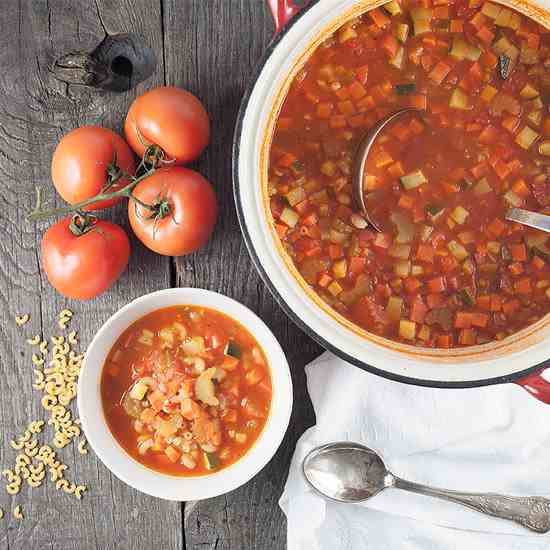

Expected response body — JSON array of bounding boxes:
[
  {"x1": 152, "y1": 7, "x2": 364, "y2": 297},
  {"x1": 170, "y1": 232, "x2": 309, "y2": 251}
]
[{"x1": 0, "y1": 1, "x2": 321, "y2": 548}]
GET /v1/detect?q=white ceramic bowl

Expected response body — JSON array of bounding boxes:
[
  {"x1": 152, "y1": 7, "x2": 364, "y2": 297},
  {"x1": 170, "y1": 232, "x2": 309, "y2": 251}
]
[{"x1": 78, "y1": 288, "x2": 293, "y2": 501}]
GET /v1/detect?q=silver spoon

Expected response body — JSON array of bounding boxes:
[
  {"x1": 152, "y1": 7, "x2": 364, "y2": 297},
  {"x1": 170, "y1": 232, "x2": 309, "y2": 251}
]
[
  {"x1": 352, "y1": 111, "x2": 550, "y2": 234},
  {"x1": 303, "y1": 442, "x2": 550, "y2": 533}
]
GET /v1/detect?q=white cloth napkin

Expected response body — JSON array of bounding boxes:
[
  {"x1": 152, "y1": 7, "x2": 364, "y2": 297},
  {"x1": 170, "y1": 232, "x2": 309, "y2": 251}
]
[{"x1": 280, "y1": 352, "x2": 550, "y2": 550}]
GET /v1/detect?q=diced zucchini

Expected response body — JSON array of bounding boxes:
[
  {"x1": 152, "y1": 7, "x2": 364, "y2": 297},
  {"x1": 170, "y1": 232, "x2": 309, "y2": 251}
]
[
  {"x1": 401, "y1": 169, "x2": 427, "y2": 190},
  {"x1": 204, "y1": 452, "x2": 220, "y2": 470},
  {"x1": 495, "y1": 7, "x2": 512, "y2": 27},
  {"x1": 285, "y1": 186, "x2": 306, "y2": 207},
  {"x1": 388, "y1": 244, "x2": 411, "y2": 259},
  {"x1": 399, "y1": 320, "x2": 417, "y2": 340},
  {"x1": 327, "y1": 281, "x2": 343, "y2": 296},
  {"x1": 450, "y1": 206, "x2": 469, "y2": 225},
  {"x1": 419, "y1": 224, "x2": 434, "y2": 242},
  {"x1": 426, "y1": 204, "x2": 445, "y2": 223},
  {"x1": 520, "y1": 44, "x2": 539, "y2": 65},
  {"x1": 448, "y1": 240, "x2": 469, "y2": 261},
  {"x1": 389, "y1": 46, "x2": 405, "y2": 69},
  {"x1": 540, "y1": 141, "x2": 550, "y2": 157},
  {"x1": 226, "y1": 341, "x2": 242, "y2": 358},
  {"x1": 450, "y1": 37, "x2": 481, "y2": 62},
  {"x1": 459, "y1": 288, "x2": 476, "y2": 306},
  {"x1": 449, "y1": 88, "x2": 471, "y2": 110},
  {"x1": 411, "y1": 7, "x2": 432, "y2": 35},
  {"x1": 527, "y1": 110, "x2": 542, "y2": 127},
  {"x1": 462, "y1": 258, "x2": 475, "y2": 275},
  {"x1": 394, "y1": 260, "x2": 411, "y2": 277},
  {"x1": 417, "y1": 324, "x2": 431, "y2": 342},
  {"x1": 384, "y1": 1, "x2": 401, "y2": 16},
  {"x1": 181, "y1": 336, "x2": 205, "y2": 355},
  {"x1": 339, "y1": 26, "x2": 358, "y2": 44},
  {"x1": 395, "y1": 83, "x2": 416, "y2": 95},
  {"x1": 391, "y1": 211, "x2": 415, "y2": 244},
  {"x1": 481, "y1": 2, "x2": 502, "y2": 19},
  {"x1": 396, "y1": 23, "x2": 409, "y2": 43},
  {"x1": 386, "y1": 296, "x2": 403, "y2": 322},
  {"x1": 503, "y1": 190, "x2": 523, "y2": 207},
  {"x1": 520, "y1": 83, "x2": 539, "y2": 99},
  {"x1": 526, "y1": 233, "x2": 548, "y2": 249},
  {"x1": 280, "y1": 206, "x2": 299, "y2": 227},
  {"x1": 333, "y1": 259, "x2": 348, "y2": 279},
  {"x1": 474, "y1": 178, "x2": 492, "y2": 195},
  {"x1": 515, "y1": 126, "x2": 540, "y2": 150},
  {"x1": 130, "y1": 381, "x2": 149, "y2": 401}
]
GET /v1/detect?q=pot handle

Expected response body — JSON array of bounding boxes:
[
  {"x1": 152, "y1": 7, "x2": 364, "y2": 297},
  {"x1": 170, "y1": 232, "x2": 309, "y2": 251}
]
[
  {"x1": 514, "y1": 367, "x2": 550, "y2": 404},
  {"x1": 267, "y1": 0, "x2": 310, "y2": 34}
]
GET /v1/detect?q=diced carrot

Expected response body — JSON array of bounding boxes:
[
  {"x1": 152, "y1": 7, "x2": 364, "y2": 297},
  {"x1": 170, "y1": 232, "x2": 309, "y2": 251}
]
[
  {"x1": 304, "y1": 92, "x2": 320, "y2": 104},
  {"x1": 469, "y1": 62, "x2": 483, "y2": 82},
  {"x1": 510, "y1": 243, "x2": 527, "y2": 262},
  {"x1": 328, "y1": 244, "x2": 343, "y2": 259},
  {"x1": 471, "y1": 161, "x2": 489, "y2": 179},
  {"x1": 409, "y1": 118, "x2": 424, "y2": 135},
  {"x1": 509, "y1": 262, "x2": 524, "y2": 275},
  {"x1": 277, "y1": 152, "x2": 297, "y2": 168},
  {"x1": 494, "y1": 160, "x2": 512, "y2": 181},
  {"x1": 477, "y1": 26, "x2": 495, "y2": 45},
  {"x1": 356, "y1": 95, "x2": 375, "y2": 112},
  {"x1": 318, "y1": 272, "x2": 332, "y2": 288},
  {"x1": 398, "y1": 195, "x2": 415, "y2": 210},
  {"x1": 316, "y1": 102, "x2": 333, "y2": 119},
  {"x1": 455, "y1": 312, "x2": 472, "y2": 329},
  {"x1": 329, "y1": 115, "x2": 347, "y2": 129},
  {"x1": 404, "y1": 277, "x2": 422, "y2": 293},
  {"x1": 337, "y1": 100, "x2": 356, "y2": 116},
  {"x1": 410, "y1": 296, "x2": 428, "y2": 324},
  {"x1": 369, "y1": 8, "x2": 391, "y2": 28},
  {"x1": 481, "y1": 50, "x2": 497, "y2": 68},
  {"x1": 502, "y1": 116, "x2": 520, "y2": 133},
  {"x1": 165, "y1": 445, "x2": 182, "y2": 463},
  {"x1": 277, "y1": 117, "x2": 292, "y2": 130},
  {"x1": 527, "y1": 33, "x2": 540, "y2": 49},
  {"x1": 431, "y1": 231, "x2": 446, "y2": 248},
  {"x1": 544, "y1": 117, "x2": 550, "y2": 137},
  {"x1": 450, "y1": 19, "x2": 464, "y2": 33},
  {"x1": 507, "y1": 159, "x2": 523, "y2": 175},
  {"x1": 428, "y1": 61, "x2": 452, "y2": 85},
  {"x1": 335, "y1": 87, "x2": 350, "y2": 100},
  {"x1": 469, "y1": 11, "x2": 487, "y2": 30},
  {"x1": 416, "y1": 244, "x2": 434, "y2": 263},
  {"x1": 437, "y1": 334, "x2": 453, "y2": 348},
  {"x1": 407, "y1": 95, "x2": 427, "y2": 110},
  {"x1": 487, "y1": 218, "x2": 507, "y2": 238},
  {"x1": 222, "y1": 355, "x2": 240, "y2": 371},
  {"x1": 356, "y1": 65, "x2": 369, "y2": 85},
  {"x1": 478, "y1": 125, "x2": 498, "y2": 145},
  {"x1": 302, "y1": 213, "x2": 318, "y2": 227},
  {"x1": 348, "y1": 114, "x2": 366, "y2": 128},
  {"x1": 274, "y1": 223, "x2": 288, "y2": 239},
  {"x1": 380, "y1": 33, "x2": 400, "y2": 57},
  {"x1": 490, "y1": 294, "x2": 502, "y2": 312},
  {"x1": 434, "y1": 6, "x2": 449, "y2": 18},
  {"x1": 373, "y1": 232, "x2": 392, "y2": 249},
  {"x1": 373, "y1": 150, "x2": 393, "y2": 168},
  {"x1": 471, "y1": 312, "x2": 489, "y2": 328},
  {"x1": 348, "y1": 81, "x2": 367, "y2": 100},
  {"x1": 532, "y1": 256, "x2": 545, "y2": 270},
  {"x1": 514, "y1": 277, "x2": 532, "y2": 294},
  {"x1": 245, "y1": 367, "x2": 264, "y2": 386},
  {"x1": 140, "y1": 407, "x2": 157, "y2": 423},
  {"x1": 391, "y1": 123, "x2": 412, "y2": 142},
  {"x1": 502, "y1": 299, "x2": 520, "y2": 315},
  {"x1": 426, "y1": 276, "x2": 447, "y2": 293},
  {"x1": 221, "y1": 409, "x2": 237, "y2": 423},
  {"x1": 477, "y1": 295, "x2": 491, "y2": 311},
  {"x1": 426, "y1": 293, "x2": 445, "y2": 309},
  {"x1": 387, "y1": 161, "x2": 405, "y2": 179},
  {"x1": 439, "y1": 255, "x2": 459, "y2": 273},
  {"x1": 180, "y1": 398, "x2": 203, "y2": 420},
  {"x1": 148, "y1": 390, "x2": 166, "y2": 412},
  {"x1": 154, "y1": 434, "x2": 168, "y2": 452},
  {"x1": 458, "y1": 329, "x2": 476, "y2": 346},
  {"x1": 348, "y1": 257, "x2": 366, "y2": 275}
]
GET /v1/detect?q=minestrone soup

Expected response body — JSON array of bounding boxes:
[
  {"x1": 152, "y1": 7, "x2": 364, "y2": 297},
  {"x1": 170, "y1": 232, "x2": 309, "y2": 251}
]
[
  {"x1": 268, "y1": 0, "x2": 550, "y2": 348},
  {"x1": 101, "y1": 306, "x2": 272, "y2": 476}
]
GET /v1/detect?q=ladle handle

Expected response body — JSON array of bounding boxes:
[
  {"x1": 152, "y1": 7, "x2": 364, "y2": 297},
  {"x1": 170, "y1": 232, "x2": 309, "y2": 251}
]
[{"x1": 393, "y1": 476, "x2": 550, "y2": 533}]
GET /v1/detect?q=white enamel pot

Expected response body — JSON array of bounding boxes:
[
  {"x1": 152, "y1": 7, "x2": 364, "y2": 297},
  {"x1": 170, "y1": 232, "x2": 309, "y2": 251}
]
[{"x1": 233, "y1": 0, "x2": 550, "y2": 400}]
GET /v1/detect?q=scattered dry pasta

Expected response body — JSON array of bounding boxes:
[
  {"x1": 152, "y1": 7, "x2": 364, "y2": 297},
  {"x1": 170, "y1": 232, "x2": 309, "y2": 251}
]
[
  {"x1": 27, "y1": 334, "x2": 41, "y2": 345},
  {"x1": 13, "y1": 505, "x2": 23, "y2": 519},
  {"x1": 77, "y1": 440, "x2": 88, "y2": 455},
  {"x1": 0, "y1": 507, "x2": 3, "y2": 520},
  {"x1": 15, "y1": 314, "x2": 29, "y2": 326}
]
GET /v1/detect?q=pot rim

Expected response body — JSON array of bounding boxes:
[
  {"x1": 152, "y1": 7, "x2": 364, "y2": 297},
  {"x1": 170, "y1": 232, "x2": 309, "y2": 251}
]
[{"x1": 232, "y1": 0, "x2": 550, "y2": 388}]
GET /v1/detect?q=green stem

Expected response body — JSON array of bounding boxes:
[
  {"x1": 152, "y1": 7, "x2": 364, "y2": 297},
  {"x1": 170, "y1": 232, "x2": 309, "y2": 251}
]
[{"x1": 29, "y1": 167, "x2": 156, "y2": 221}]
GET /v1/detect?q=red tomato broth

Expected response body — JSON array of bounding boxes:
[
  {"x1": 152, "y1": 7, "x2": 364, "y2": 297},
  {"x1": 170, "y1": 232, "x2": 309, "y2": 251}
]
[
  {"x1": 268, "y1": 0, "x2": 550, "y2": 348},
  {"x1": 101, "y1": 306, "x2": 272, "y2": 476}
]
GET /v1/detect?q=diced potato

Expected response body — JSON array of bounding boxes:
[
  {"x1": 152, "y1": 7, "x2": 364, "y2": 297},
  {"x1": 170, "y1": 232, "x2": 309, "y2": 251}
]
[
  {"x1": 285, "y1": 186, "x2": 306, "y2": 207},
  {"x1": 448, "y1": 240, "x2": 469, "y2": 261},
  {"x1": 520, "y1": 83, "x2": 539, "y2": 99},
  {"x1": 327, "y1": 281, "x2": 343, "y2": 296},
  {"x1": 450, "y1": 206, "x2": 469, "y2": 225},
  {"x1": 417, "y1": 324, "x2": 430, "y2": 342},
  {"x1": 515, "y1": 126, "x2": 539, "y2": 150},
  {"x1": 419, "y1": 224, "x2": 434, "y2": 242},
  {"x1": 172, "y1": 322, "x2": 187, "y2": 340},
  {"x1": 495, "y1": 7, "x2": 512, "y2": 27},
  {"x1": 388, "y1": 244, "x2": 411, "y2": 259},
  {"x1": 401, "y1": 169, "x2": 427, "y2": 189},
  {"x1": 410, "y1": 7, "x2": 432, "y2": 35},
  {"x1": 450, "y1": 88, "x2": 471, "y2": 110},
  {"x1": 386, "y1": 296, "x2": 403, "y2": 322},
  {"x1": 399, "y1": 320, "x2": 417, "y2": 340},
  {"x1": 181, "y1": 336, "x2": 205, "y2": 355},
  {"x1": 528, "y1": 110, "x2": 542, "y2": 127},
  {"x1": 321, "y1": 160, "x2": 336, "y2": 176},
  {"x1": 159, "y1": 327, "x2": 175, "y2": 348},
  {"x1": 280, "y1": 206, "x2": 299, "y2": 227},
  {"x1": 396, "y1": 23, "x2": 409, "y2": 43},
  {"x1": 450, "y1": 37, "x2": 481, "y2": 61},
  {"x1": 474, "y1": 178, "x2": 492, "y2": 195},
  {"x1": 130, "y1": 381, "x2": 149, "y2": 401},
  {"x1": 481, "y1": 2, "x2": 502, "y2": 19},
  {"x1": 389, "y1": 46, "x2": 405, "y2": 69},
  {"x1": 195, "y1": 367, "x2": 219, "y2": 407},
  {"x1": 540, "y1": 142, "x2": 550, "y2": 157},
  {"x1": 332, "y1": 259, "x2": 347, "y2": 279},
  {"x1": 138, "y1": 329, "x2": 154, "y2": 346},
  {"x1": 339, "y1": 26, "x2": 357, "y2": 43},
  {"x1": 487, "y1": 241, "x2": 501, "y2": 255},
  {"x1": 411, "y1": 264, "x2": 424, "y2": 276},
  {"x1": 391, "y1": 211, "x2": 415, "y2": 244},
  {"x1": 394, "y1": 260, "x2": 411, "y2": 277}
]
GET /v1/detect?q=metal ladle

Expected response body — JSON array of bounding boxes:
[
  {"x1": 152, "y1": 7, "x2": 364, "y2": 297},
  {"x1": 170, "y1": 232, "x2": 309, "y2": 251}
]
[
  {"x1": 352, "y1": 110, "x2": 550, "y2": 234},
  {"x1": 303, "y1": 442, "x2": 550, "y2": 533}
]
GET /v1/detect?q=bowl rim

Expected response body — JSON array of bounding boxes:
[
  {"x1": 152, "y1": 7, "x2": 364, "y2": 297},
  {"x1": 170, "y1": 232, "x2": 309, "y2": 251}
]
[
  {"x1": 77, "y1": 288, "x2": 293, "y2": 501},
  {"x1": 232, "y1": 0, "x2": 550, "y2": 388}
]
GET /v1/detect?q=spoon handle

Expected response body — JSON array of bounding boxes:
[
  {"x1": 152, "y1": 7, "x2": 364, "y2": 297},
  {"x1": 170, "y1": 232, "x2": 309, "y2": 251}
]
[
  {"x1": 393, "y1": 476, "x2": 550, "y2": 533},
  {"x1": 506, "y1": 208, "x2": 550, "y2": 233}
]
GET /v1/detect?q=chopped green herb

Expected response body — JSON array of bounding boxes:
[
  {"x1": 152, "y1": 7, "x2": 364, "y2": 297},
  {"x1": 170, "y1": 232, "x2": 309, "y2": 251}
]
[
  {"x1": 395, "y1": 83, "x2": 416, "y2": 95},
  {"x1": 204, "y1": 452, "x2": 220, "y2": 470}
]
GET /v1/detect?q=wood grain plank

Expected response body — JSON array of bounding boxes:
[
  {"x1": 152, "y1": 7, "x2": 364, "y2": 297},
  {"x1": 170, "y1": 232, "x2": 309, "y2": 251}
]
[
  {"x1": 162, "y1": 1, "x2": 320, "y2": 548},
  {"x1": 0, "y1": 1, "x2": 182, "y2": 549}
]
